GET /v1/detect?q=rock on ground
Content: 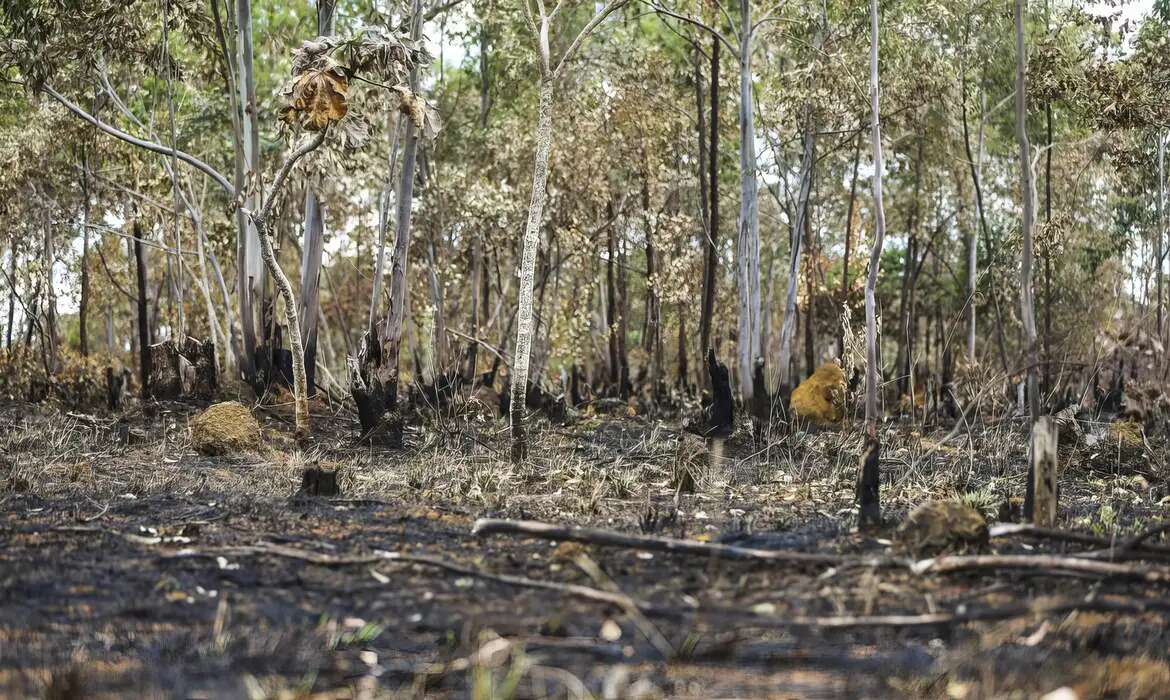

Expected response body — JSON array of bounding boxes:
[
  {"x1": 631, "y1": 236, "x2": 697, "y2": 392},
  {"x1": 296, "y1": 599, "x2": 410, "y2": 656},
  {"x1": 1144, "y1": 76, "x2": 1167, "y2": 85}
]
[{"x1": 189, "y1": 401, "x2": 261, "y2": 456}]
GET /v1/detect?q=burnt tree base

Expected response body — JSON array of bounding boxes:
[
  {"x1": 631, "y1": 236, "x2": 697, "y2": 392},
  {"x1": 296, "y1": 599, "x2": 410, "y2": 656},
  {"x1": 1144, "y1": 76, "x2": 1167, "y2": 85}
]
[
  {"x1": 349, "y1": 328, "x2": 402, "y2": 447},
  {"x1": 685, "y1": 349, "x2": 734, "y2": 439},
  {"x1": 857, "y1": 437, "x2": 882, "y2": 529},
  {"x1": 298, "y1": 467, "x2": 341, "y2": 498},
  {"x1": 146, "y1": 338, "x2": 217, "y2": 401}
]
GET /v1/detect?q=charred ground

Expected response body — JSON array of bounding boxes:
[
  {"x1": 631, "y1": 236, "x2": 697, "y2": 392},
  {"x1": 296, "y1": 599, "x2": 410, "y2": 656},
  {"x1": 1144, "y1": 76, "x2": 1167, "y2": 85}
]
[{"x1": 2, "y1": 398, "x2": 1169, "y2": 699}]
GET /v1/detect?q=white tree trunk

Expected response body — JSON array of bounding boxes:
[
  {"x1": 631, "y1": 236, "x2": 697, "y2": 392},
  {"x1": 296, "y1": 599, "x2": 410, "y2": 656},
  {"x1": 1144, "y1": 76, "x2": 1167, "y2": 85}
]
[
  {"x1": 778, "y1": 114, "x2": 815, "y2": 393},
  {"x1": 865, "y1": 0, "x2": 887, "y2": 436},
  {"x1": 510, "y1": 75, "x2": 555, "y2": 461},
  {"x1": 1016, "y1": 0, "x2": 1039, "y2": 425},
  {"x1": 1157, "y1": 130, "x2": 1166, "y2": 340},
  {"x1": 735, "y1": 0, "x2": 761, "y2": 405}
]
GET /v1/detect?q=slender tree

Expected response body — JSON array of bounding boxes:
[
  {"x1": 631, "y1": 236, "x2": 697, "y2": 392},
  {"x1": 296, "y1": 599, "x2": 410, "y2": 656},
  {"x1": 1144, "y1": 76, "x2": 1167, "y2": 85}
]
[
  {"x1": 859, "y1": 0, "x2": 887, "y2": 529},
  {"x1": 1016, "y1": 0, "x2": 1041, "y2": 517},
  {"x1": 509, "y1": 0, "x2": 629, "y2": 461}
]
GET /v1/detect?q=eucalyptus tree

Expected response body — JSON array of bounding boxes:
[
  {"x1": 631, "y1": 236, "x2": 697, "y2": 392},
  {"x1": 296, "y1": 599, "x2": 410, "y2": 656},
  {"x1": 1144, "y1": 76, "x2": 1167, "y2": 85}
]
[
  {"x1": 648, "y1": 0, "x2": 765, "y2": 409},
  {"x1": 859, "y1": 0, "x2": 886, "y2": 529},
  {"x1": 1015, "y1": 0, "x2": 1040, "y2": 517},
  {"x1": 509, "y1": 0, "x2": 629, "y2": 461}
]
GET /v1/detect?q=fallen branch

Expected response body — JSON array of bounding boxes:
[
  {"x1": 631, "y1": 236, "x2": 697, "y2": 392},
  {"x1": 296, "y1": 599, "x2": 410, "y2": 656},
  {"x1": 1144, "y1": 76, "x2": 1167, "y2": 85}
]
[
  {"x1": 912, "y1": 553, "x2": 1170, "y2": 584},
  {"x1": 472, "y1": 518, "x2": 878, "y2": 567},
  {"x1": 990, "y1": 522, "x2": 1170, "y2": 556},
  {"x1": 162, "y1": 542, "x2": 1170, "y2": 634}
]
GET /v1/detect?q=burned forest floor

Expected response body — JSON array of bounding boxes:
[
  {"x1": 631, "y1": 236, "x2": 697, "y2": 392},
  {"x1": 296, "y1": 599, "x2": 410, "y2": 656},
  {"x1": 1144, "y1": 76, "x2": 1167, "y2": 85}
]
[{"x1": 3, "y1": 396, "x2": 1170, "y2": 699}]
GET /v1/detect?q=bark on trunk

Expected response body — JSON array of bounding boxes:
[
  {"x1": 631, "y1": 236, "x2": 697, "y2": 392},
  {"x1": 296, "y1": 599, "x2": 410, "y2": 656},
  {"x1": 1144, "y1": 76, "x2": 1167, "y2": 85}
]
[
  {"x1": 735, "y1": 0, "x2": 761, "y2": 407},
  {"x1": 860, "y1": 0, "x2": 887, "y2": 528},
  {"x1": 133, "y1": 221, "x2": 152, "y2": 398},
  {"x1": 778, "y1": 111, "x2": 816, "y2": 397},
  {"x1": 510, "y1": 75, "x2": 555, "y2": 461},
  {"x1": 1016, "y1": 0, "x2": 1041, "y2": 517},
  {"x1": 79, "y1": 157, "x2": 91, "y2": 357},
  {"x1": 698, "y1": 36, "x2": 720, "y2": 371},
  {"x1": 299, "y1": 0, "x2": 335, "y2": 396},
  {"x1": 838, "y1": 133, "x2": 861, "y2": 359}
]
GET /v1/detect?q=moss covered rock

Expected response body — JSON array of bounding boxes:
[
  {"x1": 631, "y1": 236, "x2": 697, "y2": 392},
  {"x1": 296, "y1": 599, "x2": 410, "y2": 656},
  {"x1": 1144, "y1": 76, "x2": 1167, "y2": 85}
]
[
  {"x1": 790, "y1": 362, "x2": 847, "y2": 425},
  {"x1": 190, "y1": 401, "x2": 261, "y2": 456}
]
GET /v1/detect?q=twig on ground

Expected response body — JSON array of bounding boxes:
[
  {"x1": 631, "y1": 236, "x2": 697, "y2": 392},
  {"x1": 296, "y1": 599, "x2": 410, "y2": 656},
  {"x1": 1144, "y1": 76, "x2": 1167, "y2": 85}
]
[
  {"x1": 472, "y1": 518, "x2": 881, "y2": 567},
  {"x1": 162, "y1": 542, "x2": 1170, "y2": 633},
  {"x1": 912, "y1": 553, "x2": 1170, "y2": 584}
]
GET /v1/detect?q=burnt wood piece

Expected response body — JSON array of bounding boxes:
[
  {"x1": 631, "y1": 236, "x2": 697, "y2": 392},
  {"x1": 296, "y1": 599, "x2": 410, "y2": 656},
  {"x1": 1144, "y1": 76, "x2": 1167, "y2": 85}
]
[
  {"x1": 146, "y1": 338, "x2": 218, "y2": 400},
  {"x1": 751, "y1": 357, "x2": 771, "y2": 425},
  {"x1": 349, "y1": 328, "x2": 401, "y2": 446},
  {"x1": 857, "y1": 436, "x2": 881, "y2": 529},
  {"x1": 299, "y1": 467, "x2": 340, "y2": 497},
  {"x1": 105, "y1": 366, "x2": 128, "y2": 410},
  {"x1": 685, "y1": 349, "x2": 734, "y2": 438}
]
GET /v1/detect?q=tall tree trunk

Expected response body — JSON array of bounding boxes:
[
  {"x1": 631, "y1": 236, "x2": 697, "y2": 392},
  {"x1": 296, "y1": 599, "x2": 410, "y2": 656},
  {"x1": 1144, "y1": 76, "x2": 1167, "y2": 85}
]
[
  {"x1": 237, "y1": 0, "x2": 264, "y2": 355},
  {"x1": 1042, "y1": 0, "x2": 1053, "y2": 393},
  {"x1": 961, "y1": 73, "x2": 1010, "y2": 372},
  {"x1": 41, "y1": 209, "x2": 58, "y2": 372},
  {"x1": 860, "y1": 0, "x2": 887, "y2": 529},
  {"x1": 133, "y1": 221, "x2": 151, "y2": 398},
  {"x1": 1158, "y1": 131, "x2": 1166, "y2": 344},
  {"x1": 735, "y1": 0, "x2": 761, "y2": 406},
  {"x1": 162, "y1": 0, "x2": 186, "y2": 340},
  {"x1": 79, "y1": 154, "x2": 91, "y2": 357},
  {"x1": 224, "y1": 0, "x2": 262, "y2": 377},
  {"x1": 895, "y1": 136, "x2": 923, "y2": 400},
  {"x1": 698, "y1": 36, "x2": 720, "y2": 370},
  {"x1": 778, "y1": 110, "x2": 816, "y2": 398},
  {"x1": 838, "y1": 132, "x2": 861, "y2": 359},
  {"x1": 510, "y1": 74, "x2": 555, "y2": 460},
  {"x1": 299, "y1": 0, "x2": 336, "y2": 396},
  {"x1": 804, "y1": 204, "x2": 816, "y2": 376},
  {"x1": 606, "y1": 201, "x2": 619, "y2": 386},
  {"x1": 5, "y1": 245, "x2": 15, "y2": 349},
  {"x1": 1016, "y1": 0, "x2": 1041, "y2": 517},
  {"x1": 299, "y1": 189, "x2": 325, "y2": 394}
]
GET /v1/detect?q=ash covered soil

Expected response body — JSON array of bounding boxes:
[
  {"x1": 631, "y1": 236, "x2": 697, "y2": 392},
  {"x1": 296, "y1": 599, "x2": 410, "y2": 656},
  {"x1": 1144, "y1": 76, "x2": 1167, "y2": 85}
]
[{"x1": 2, "y1": 399, "x2": 1169, "y2": 699}]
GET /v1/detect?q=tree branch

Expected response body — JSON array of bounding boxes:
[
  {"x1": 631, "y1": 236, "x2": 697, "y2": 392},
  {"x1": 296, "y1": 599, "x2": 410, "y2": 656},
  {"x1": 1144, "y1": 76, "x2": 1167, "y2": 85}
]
[{"x1": 42, "y1": 84, "x2": 235, "y2": 196}]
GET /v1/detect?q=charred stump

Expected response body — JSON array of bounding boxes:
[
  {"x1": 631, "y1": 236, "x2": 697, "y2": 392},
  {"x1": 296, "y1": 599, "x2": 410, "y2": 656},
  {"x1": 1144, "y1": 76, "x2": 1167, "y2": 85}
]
[
  {"x1": 146, "y1": 338, "x2": 218, "y2": 401},
  {"x1": 298, "y1": 466, "x2": 341, "y2": 497},
  {"x1": 105, "y1": 366, "x2": 129, "y2": 410},
  {"x1": 857, "y1": 436, "x2": 881, "y2": 529},
  {"x1": 348, "y1": 328, "x2": 402, "y2": 446},
  {"x1": 685, "y1": 349, "x2": 734, "y2": 438},
  {"x1": 750, "y1": 357, "x2": 771, "y2": 428}
]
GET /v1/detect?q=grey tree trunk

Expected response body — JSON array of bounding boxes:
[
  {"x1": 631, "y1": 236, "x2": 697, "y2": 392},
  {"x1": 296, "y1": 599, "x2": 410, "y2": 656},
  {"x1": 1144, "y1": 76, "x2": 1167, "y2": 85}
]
[
  {"x1": 299, "y1": 0, "x2": 336, "y2": 395},
  {"x1": 41, "y1": 209, "x2": 58, "y2": 371},
  {"x1": 698, "y1": 36, "x2": 720, "y2": 375},
  {"x1": 778, "y1": 112, "x2": 816, "y2": 395},
  {"x1": 511, "y1": 74, "x2": 555, "y2": 460},
  {"x1": 1157, "y1": 131, "x2": 1165, "y2": 340},
  {"x1": 860, "y1": 0, "x2": 888, "y2": 528},
  {"x1": 299, "y1": 190, "x2": 325, "y2": 393},
  {"x1": 79, "y1": 155, "x2": 91, "y2": 357},
  {"x1": 1016, "y1": 0, "x2": 1042, "y2": 516},
  {"x1": 252, "y1": 130, "x2": 328, "y2": 437},
  {"x1": 236, "y1": 0, "x2": 264, "y2": 357},
  {"x1": 735, "y1": 0, "x2": 761, "y2": 406}
]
